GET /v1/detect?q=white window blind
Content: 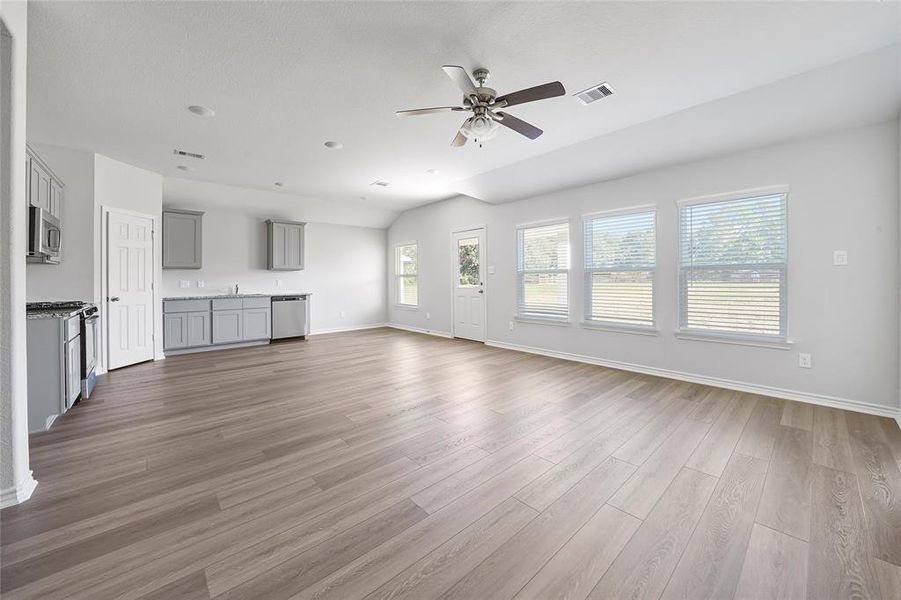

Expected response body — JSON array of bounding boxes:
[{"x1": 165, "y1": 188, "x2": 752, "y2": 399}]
[
  {"x1": 395, "y1": 243, "x2": 418, "y2": 306},
  {"x1": 679, "y1": 192, "x2": 787, "y2": 339},
  {"x1": 517, "y1": 221, "x2": 570, "y2": 320},
  {"x1": 583, "y1": 209, "x2": 656, "y2": 328}
]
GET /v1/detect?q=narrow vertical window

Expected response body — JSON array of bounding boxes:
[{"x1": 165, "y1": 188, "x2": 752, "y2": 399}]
[{"x1": 395, "y1": 243, "x2": 418, "y2": 306}]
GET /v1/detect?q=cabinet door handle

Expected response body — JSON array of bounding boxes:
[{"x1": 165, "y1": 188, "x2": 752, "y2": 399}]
[{"x1": 110, "y1": 297, "x2": 120, "y2": 302}]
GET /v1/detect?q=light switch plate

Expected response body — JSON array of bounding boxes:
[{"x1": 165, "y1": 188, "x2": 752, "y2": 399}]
[
  {"x1": 488, "y1": 266, "x2": 496, "y2": 275},
  {"x1": 340, "y1": 311, "x2": 346, "y2": 319},
  {"x1": 509, "y1": 320, "x2": 515, "y2": 331},
  {"x1": 276, "y1": 279, "x2": 283, "y2": 287},
  {"x1": 833, "y1": 250, "x2": 848, "y2": 266},
  {"x1": 426, "y1": 312, "x2": 431, "y2": 320},
  {"x1": 798, "y1": 353, "x2": 812, "y2": 369},
  {"x1": 197, "y1": 280, "x2": 205, "y2": 288},
  {"x1": 179, "y1": 280, "x2": 190, "y2": 289}
]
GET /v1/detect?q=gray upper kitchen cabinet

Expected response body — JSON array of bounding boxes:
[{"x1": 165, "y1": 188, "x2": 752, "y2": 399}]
[
  {"x1": 162, "y1": 209, "x2": 203, "y2": 269},
  {"x1": 212, "y1": 309, "x2": 243, "y2": 344},
  {"x1": 267, "y1": 220, "x2": 305, "y2": 271},
  {"x1": 243, "y1": 308, "x2": 271, "y2": 340}
]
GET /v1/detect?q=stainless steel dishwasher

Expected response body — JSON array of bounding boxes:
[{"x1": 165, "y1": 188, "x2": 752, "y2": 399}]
[{"x1": 271, "y1": 295, "x2": 310, "y2": 339}]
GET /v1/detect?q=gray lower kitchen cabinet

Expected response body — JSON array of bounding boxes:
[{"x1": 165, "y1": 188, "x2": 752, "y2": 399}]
[
  {"x1": 164, "y1": 295, "x2": 274, "y2": 354},
  {"x1": 186, "y1": 311, "x2": 211, "y2": 346},
  {"x1": 267, "y1": 220, "x2": 305, "y2": 271},
  {"x1": 212, "y1": 309, "x2": 243, "y2": 344},
  {"x1": 243, "y1": 308, "x2": 271, "y2": 340},
  {"x1": 26, "y1": 314, "x2": 80, "y2": 432},
  {"x1": 164, "y1": 313, "x2": 189, "y2": 349},
  {"x1": 162, "y1": 209, "x2": 203, "y2": 269}
]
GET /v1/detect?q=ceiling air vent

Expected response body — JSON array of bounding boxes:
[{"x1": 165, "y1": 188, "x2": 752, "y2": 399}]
[
  {"x1": 574, "y1": 82, "x2": 614, "y2": 105},
  {"x1": 173, "y1": 149, "x2": 206, "y2": 160},
  {"x1": 370, "y1": 180, "x2": 390, "y2": 187}
]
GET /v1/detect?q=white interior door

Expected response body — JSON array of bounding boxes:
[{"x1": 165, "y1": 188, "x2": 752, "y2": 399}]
[
  {"x1": 452, "y1": 228, "x2": 486, "y2": 342},
  {"x1": 106, "y1": 210, "x2": 154, "y2": 369}
]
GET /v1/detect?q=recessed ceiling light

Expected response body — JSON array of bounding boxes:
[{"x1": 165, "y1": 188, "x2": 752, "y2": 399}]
[
  {"x1": 324, "y1": 141, "x2": 343, "y2": 149},
  {"x1": 426, "y1": 169, "x2": 440, "y2": 175},
  {"x1": 188, "y1": 105, "x2": 215, "y2": 117},
  {"x1": 176, "y1": 165, "x2": 194, "y2": 172},
  {"x1": 370, "y1": 180, "x2": 390, "y2": 187},
  {"x1": 274, "y1": 182, "x2": 284, "y2": 187}
]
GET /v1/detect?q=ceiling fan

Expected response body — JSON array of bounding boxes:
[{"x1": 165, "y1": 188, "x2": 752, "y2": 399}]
[{"x1": 396, "y1": 66, "x2": 565, "y2": 147}]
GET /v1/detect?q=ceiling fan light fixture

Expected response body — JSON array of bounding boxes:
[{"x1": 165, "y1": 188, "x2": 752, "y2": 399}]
[{"x1": 460, "y1": 115, "x2": 499, "y2": 141}]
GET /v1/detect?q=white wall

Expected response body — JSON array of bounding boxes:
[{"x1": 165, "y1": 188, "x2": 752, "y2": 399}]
[
  {"x1": 0, "y1": 0, "x2": 37, "y2": 507},
  {"x1": 94, "y1": 154, "x2": 164, "y2": 367},
  {"x1": 25, "y1": 142, "x2": 94, "y2": 301},
  {"x1": 161, "y1": 180, "x2": 387, "y2": 333},
  {"x1": 389, "y1": 120, "x2": 901, "y2": 414}
]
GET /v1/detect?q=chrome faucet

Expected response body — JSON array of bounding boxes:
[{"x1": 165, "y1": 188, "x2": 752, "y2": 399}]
[{"x1": 235, "y1": 283, "x2": 240, "y2": 295}]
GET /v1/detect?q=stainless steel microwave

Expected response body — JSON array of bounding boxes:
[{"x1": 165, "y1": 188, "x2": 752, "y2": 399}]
[{"x1": 27, "y1": 207, "x2": 61, "y2": 264}]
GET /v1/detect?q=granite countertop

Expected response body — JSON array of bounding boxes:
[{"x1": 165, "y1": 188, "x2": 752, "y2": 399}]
[
  {"x1": 26, "y1": 308, "x2": 84, "y2": 320},
  {"x1": 162, "y1": 292, "x2": 312, "y2": 301}
]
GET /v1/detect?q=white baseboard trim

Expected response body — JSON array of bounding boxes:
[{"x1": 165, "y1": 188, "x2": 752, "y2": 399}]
[
  {"x1": 387, "y1": 323, "x2": 454, "y2": 339},
  {"x1": 0, "y1": 472, "x2": 38, "y2": 508},
  {"x1": 310, "y1": 323, "x2": 388, "y2": 336},
  {"x1": 485, "y1": 339, "x2": 901, "y2": 422}
]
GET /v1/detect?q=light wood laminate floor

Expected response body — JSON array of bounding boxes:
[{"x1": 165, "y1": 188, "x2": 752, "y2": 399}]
[{"x1": 2, "y1": 328, "x2": 900, "y2": 599}]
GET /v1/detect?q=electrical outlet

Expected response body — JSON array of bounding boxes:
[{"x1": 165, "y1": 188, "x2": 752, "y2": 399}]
[
  {"x1": 833, "y1": 250, "x2": 848, "y2": 266},
  {"x1": 798, "y1": 353, "x2": 812, "y2": 369},
  {"x1": 340, "y1": 310, "x2": 346, "y2": 319},
  {"x1": 276, "y1": 279, "x2": 283, "y2": 287},
  {"x1": 426, "y1": 312, "x2": 431, "y2": 320},
  {"x1": 509, "y1": 320, "x2": 515, "y2": 331},
  {"x1": 196, "y1": 280, "x2": 205, "y2": 288},
  {"x1": 488, "y1": 265, "x2": 496, "y2": 275},
  {"x1": 179, "y1": 280, "x2": 190, "y2": 289}
]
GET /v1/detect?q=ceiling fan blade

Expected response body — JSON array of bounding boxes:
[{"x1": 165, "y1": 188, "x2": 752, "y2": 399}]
[
  {"x1": 491, "y1": 111, "x2": 543, "y2": 140},
  {"x1": 442, "y1": 65, "x2": 478, "y2": 97},
  {"x1": 396, "y1": 106, "x2": 466, "y2": 117},
  {"x1": 451, "y1": 129, "x2": 467, "y2": 147},
  {"x1": 495, "y1": 81, "x2": 565, "y2": 108}
]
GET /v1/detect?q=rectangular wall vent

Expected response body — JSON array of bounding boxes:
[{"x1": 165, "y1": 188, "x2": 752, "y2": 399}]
[
  {"x1": 574, "y1": 82, "x2": 614, "y2": 105},
  {"x1": 173, "y1": 149, "x2": 206, "y2": 160},
  {"x1": 370, "y1": 180, "x2": 390, "y2": 187}
]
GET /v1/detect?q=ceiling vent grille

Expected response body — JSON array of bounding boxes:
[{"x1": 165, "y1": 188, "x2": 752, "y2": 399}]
[
  {"x1": 173, "y1": 149, "x2": 206, "y2": 160},
  {"x1": 574, "y1": 83, "x2": 614, "y2": 105},
  {"x1": 370, "y1": 180, "x2": 390, "y2": 187}
]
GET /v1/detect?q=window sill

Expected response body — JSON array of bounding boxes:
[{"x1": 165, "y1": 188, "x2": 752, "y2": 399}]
[
  {"x1": 514, "y1": 316, "x2": 572, "y2": 327},
  {"x1": 393, "y1": 304, "x2": 419, "y2": 311},
  {"x1": 581, "y1": 322, "x2": 659, "y2": 337},
  {"x1": 674, "y1": 331, "x2": 793, "y2": 350}
]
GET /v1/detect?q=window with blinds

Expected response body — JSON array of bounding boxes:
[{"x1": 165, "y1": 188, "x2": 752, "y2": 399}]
[
  {"x1": 517, "y1": 221, "x2": 570, "y2": 320},
  {"x1": 583, "y1": 208, "x2": 656, "y2": 329},
  {"x1": 395, "y1": 243, "x2": 418, "y2": 306},
  {"x1": 679, "y1": 191, "x2": 787, "y2": 340}
]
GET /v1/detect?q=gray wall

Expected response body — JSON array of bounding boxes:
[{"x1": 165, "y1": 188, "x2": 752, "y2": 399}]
[
  {"x1": 25, "y1": 143, "x2": 94, "y2": 302},
  {"x1": 161, "y1": 182, "x2": 388, "y2": 334},
  {"x1": 388, "y1": 120, "x2": 900, "y2": 412}
]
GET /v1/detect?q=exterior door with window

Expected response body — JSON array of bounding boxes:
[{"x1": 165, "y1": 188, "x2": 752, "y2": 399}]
[
  {"x1": 107, "y1": 210, "x2": 155, "y2": 369},
  {"x1": 452, "y1": 228, "x2": 486, "y2": 342}
]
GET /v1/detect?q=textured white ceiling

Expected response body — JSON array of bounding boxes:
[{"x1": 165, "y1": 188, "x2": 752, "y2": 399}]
[{"x1": 26, "y1": 1, "x2": 900, "y2": 221}]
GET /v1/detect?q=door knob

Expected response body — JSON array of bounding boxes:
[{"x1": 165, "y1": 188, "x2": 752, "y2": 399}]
[
  {"x1": 110, "y1": 297, "x2": 120, "y2": 302},
  {"x1": 478, "y1": 290, "x2": 484, "y2": 294}
]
